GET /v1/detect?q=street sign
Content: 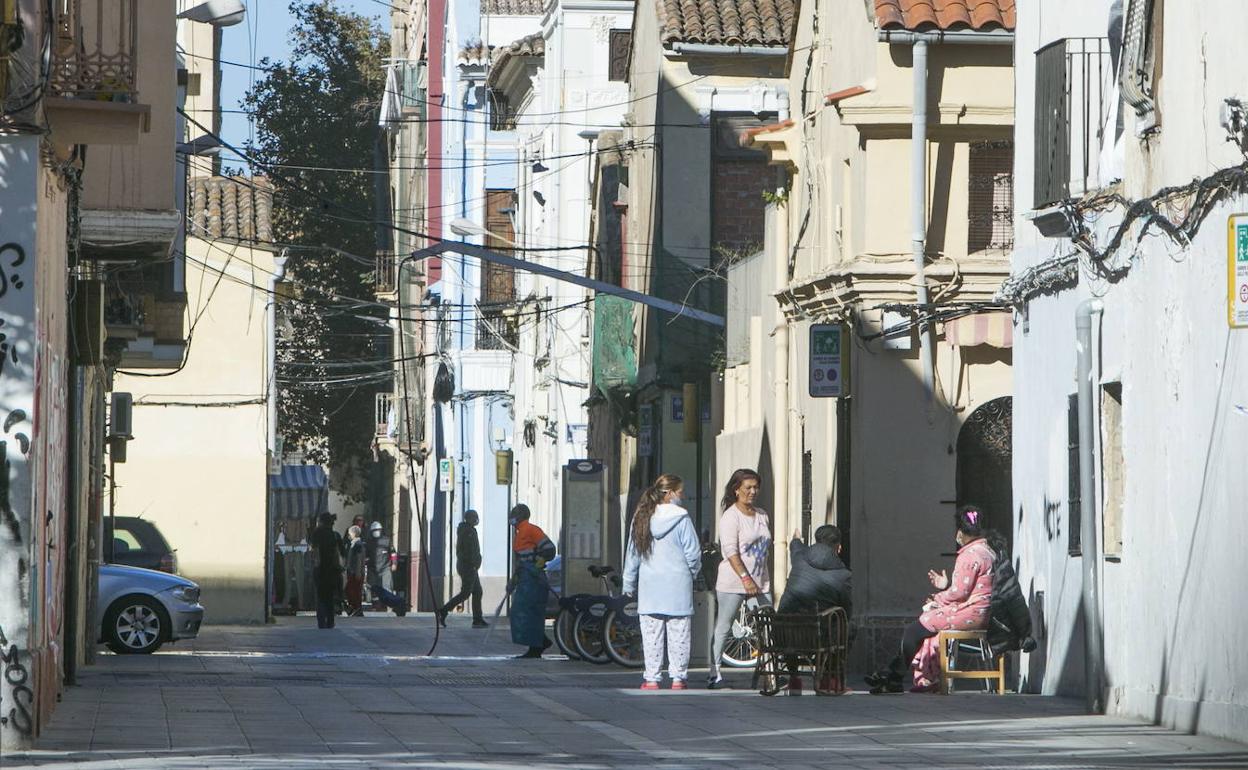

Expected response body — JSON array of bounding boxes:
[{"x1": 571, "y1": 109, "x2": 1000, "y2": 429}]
[
  {"x1": 438, "y1": 458, "x2": 454, "y2": 492},
  {"x1": 1229, "y1": 214, "x2": 1248, "y2": 327},
  {"x1": 809, "y1": 324, "x2": 846, "y2": 398}
]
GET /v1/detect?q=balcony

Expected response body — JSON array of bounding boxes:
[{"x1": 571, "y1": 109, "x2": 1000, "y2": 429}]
[
  {"x1": 375, "y1": 250, "x2": 397, "y2": 297},
  {"x1": 375, "y1": 392, "x2": 395, "y2": 440},
  {"x1": 103, "y1": 276, "x2": 188, "y2": 368},
  {"x1": 1033, "y1": 38, "x2": 1112, "y2": 209},
  {"x1": 475, "y1": 306, "x2": 518, "y2": 351},
  {"x1": 44, "y1": 0, "x2": 151, "y2": 145}
]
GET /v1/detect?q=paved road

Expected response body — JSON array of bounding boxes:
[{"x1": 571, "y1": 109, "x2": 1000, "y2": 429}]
[{"x1": 6, "y1": 615, "x2": 1247, "y2": 769}]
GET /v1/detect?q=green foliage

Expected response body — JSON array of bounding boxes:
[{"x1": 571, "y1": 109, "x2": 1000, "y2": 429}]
[{"x1": 244, "y1": 1, "x2": 390, "y2": 497}]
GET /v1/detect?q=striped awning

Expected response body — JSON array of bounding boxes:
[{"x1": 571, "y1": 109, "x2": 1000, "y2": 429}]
[
  {"x1": 946, "y1": 312, "x2": 1014, "y2": 349},
  {"x1": 270, "y1": 464, "x2": 329, "y2": 520}
]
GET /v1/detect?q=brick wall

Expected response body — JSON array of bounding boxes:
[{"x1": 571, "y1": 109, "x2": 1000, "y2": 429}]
[{"x1": 712, "y1": 159, "x2": 768, "y2": 257}]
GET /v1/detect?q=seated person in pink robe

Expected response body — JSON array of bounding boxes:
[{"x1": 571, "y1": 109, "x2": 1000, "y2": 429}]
[{"x1": 864, "y1": 506, "x2": 996, "y2": 694}]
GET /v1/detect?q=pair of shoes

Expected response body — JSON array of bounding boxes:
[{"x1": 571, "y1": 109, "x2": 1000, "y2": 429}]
[
  {"x1": 869, "y1": 679, "x2": 904, "y2": 695},
  {"x1": 909, "y1": 682, "x2": 939, "y2": 694},
  {"x1": 864, "y1": 669, "x2": 891, "y2": 688},
  {"x1": 670, "y1": 680, "x2": 687, "y2": 691},
  {"x1": 706, "y1": 675, "x2": 723, "y2": 690},
  {"x1": 516, "y1": 647, "x2": 543, "y2": 659},
  {"x1": 639, "y1": 681, "x2": 660, "y2": 690},
  {"x1": 472, "y1": 619, "x2": 489, "y2": 628},
  {"x1": 436, "y1": 610, "x2": 448, "y2": 628}
]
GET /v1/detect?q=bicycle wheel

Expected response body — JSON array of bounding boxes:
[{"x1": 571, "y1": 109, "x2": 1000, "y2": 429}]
[
  {"x1": 554, "y1": 605, "x2": 582, "y2": 660},
  {"x1": 573, "y1": 599, "x2": 611, "y2": 664},
  {"x1": 720, "y1": 603, "x2": 759, "y2": 668},
  {"x1": 603, "y1": 601, "x2": 644, "y2": 668}
]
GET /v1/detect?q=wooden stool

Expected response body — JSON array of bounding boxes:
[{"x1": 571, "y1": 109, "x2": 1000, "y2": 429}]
[{"x1": 937, "y1": 630, "x2": 1006, "y2": 694}]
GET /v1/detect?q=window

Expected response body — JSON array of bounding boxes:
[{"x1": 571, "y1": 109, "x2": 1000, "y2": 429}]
[
  {"x1": 487, "y1": 89, "x2": 513, "y2": 131},
  {"x1": 1101, "y1": 382, "x2": 1124, "y2": 559},
  {"x1": 608, "y1": 30, "x2": 631, "y2": 82},
  {"x1": 1033, "y1": 38, "x2": 1112, "y2": 207},
  {"x1": 1067, "y1": 393, "x2": 1081, "y2": 555},
  {"x1": 967, "y1": 140, "x2": 1014, "y2": 253}
]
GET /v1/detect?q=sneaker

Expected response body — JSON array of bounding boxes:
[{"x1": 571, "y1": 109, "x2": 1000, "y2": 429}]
[
  {"x1": 515, "y1": 647, "x2": 543, "y2": 659},
  {"x1": 670, "y1": 680, "x2": 687, "y2": 690},
  {"x1": 640, "y1": 681, "x2": 660, "y2": 691},
  {"x1": 472, "y1": 619, "x2": 489, "y2": 628},
  {"x1": 909, "y1": 682, "x2": 940, "y2": 694},
  {"x1": 436, "y1": 610, "x2": 448, "y2": 628},
  {"x1": 869, "y1": 679, "x2": 904, "y2": 695},
  {"x1": 706, "y1": 675, "x2": 724, "y2": 690},
  {"x1": 541, "y1": 637, "x2": 553, "y2": 652}
]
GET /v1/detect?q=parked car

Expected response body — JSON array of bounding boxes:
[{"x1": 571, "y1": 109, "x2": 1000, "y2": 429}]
[
  {"x1": 97, "y1": 564, "x2": 204, "y2": 654},
  {"x1": 105, "y1": 516, "x2": 178, "y2": 574}
]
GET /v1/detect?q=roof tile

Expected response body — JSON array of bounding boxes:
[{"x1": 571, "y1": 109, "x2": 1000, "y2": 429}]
[
  {"x1": 658, "y1": 0, "x2": 796, "y2": 47},
  {"x1": 874, "y1": 0, "x2": 1015, "y2": 32}
]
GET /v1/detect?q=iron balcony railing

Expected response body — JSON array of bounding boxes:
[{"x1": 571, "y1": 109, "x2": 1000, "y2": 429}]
[
  {"x1": 50, "y1": 0, "x2": 138, "y2": 101},
  {"x1": 375, "y1": 250, "x2": 396, "y2": 295},
  {"x1": 375, "y1": 392, "x2": 395, "y2": 439},
  {"x1": 1034, "y1": 38, "x2": 1112, "y2": 208},
  {"x1": 475, "y1": 306, "x2": 518, "y2": 350}
]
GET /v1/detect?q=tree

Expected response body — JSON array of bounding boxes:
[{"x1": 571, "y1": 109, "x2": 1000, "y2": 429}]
[{"x1": 244, "y1": 1, "x2": 390, "y2": 497}]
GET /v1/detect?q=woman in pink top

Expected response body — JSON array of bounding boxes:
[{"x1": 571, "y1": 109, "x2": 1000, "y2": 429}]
[
  {"x1": 707, "y1": 468, "x2": 772, "y2": 688},
  {"x1": 865, "y1": 505, "x2": 996, "y2": 694}
]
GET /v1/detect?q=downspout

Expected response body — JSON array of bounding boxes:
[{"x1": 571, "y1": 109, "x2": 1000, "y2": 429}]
[
  {"x1": 1076, "y1": 298, "x2": 1105, "y2": 714},
  {"x1": 910, "y1": 39, "x2": 935, "y2": 401},
  {"x1": 265, "y1": 251, "x2": 289, "y2": 624},
  {"x1": 771, "y1": 166, "x2": 791, "y2": 597},
  {"x1": 878, "y1": 29, "x2": 1014, "y2": 402}
]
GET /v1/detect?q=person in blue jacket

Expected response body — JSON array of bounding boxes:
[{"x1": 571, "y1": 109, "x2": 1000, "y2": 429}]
[{"x1": 623, "y1": 473, "x2": 703, "y2": 690}]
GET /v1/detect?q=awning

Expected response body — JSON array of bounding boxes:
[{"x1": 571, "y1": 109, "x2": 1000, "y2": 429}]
[
  {"x1": 946, "y1": 312, "x2": 1013, "y2": 348},
  {"x1": 270, "y1": 464, "x2": 329, "y2": 520}
]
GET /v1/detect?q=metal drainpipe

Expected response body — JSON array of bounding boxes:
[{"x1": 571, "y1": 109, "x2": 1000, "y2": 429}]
[
  {"x1": 910, "y1": 39, "x2": 935, "y2": 401},
  {"x1": 772, "y1": 166, "x2": 791, "y2": 597},
  {"x1": 1076, "y1": 298, "x2": 1105, "y2": 714},
  {"x1": 265, "y1": 250, "x2": 288, "y2": 624}
]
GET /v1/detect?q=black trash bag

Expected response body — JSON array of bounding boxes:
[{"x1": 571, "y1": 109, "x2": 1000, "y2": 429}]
[{"x1": 433, "y1": 361, "x2": 455, "y2": 403}]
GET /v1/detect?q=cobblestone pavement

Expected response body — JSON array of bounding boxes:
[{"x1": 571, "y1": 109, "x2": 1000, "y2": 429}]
[{"x1": 5, "y1": 615, "x2": 1247, "y2": 769}]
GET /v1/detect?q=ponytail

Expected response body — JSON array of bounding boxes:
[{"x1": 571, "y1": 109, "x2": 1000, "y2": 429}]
[{"x1": 632, "y1": 473, "x2": 683, "y2": 558}]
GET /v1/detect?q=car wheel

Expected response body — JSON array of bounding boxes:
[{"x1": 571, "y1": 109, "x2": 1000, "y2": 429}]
[{"x1": 104, "y1": 595, "x2": 168, "y2": 654}]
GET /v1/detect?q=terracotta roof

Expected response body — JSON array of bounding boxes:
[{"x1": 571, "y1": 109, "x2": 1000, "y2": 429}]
[
  {"x1": 458, "y1": 40, "x2": 495, "y2": 66},
  {"x1": 487, "y1": 33, "x2": 545, "y2": 87},
  {"x1": 480, "y1": 0, "x2": 544, "y2": 14},
  {"x1": 658, "y1": 0, "x2": 797, "y2": 48},
  {"x1": 874, "y1": 0, "x2": 1015, "y2": 32},
  {"x1": 188, "y1": 176, "x2": 273, "y2": 243}
]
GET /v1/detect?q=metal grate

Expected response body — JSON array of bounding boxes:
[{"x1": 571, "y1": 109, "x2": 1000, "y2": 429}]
[
  {"x1": 50, "y1": 0, "x2": 138, "y2": 101},
  {"x1": 968, "y1": 141, "x2": 1014, "y2": 253},
  {"x1": 1033, "y1": 38, "x2": 1111, "y2": 208}
]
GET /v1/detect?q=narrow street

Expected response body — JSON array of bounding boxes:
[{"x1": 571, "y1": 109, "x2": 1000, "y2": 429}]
[{"x1": 6, "y1": 616, "x2": 1245, "y2": 770}]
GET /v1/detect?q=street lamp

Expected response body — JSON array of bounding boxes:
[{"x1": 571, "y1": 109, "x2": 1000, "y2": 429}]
[
  {"x1": 176, "y1": 0, "x2": 246, "y2": 26},
  {"x1": 449, "y1": 218, "x2": 516, "y2": 246}
]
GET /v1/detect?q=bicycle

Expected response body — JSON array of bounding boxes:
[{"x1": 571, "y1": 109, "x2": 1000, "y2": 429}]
[
  {"x1": 552, "y1": 565, "x2": 618, "y2": 662},
  {"x1": 570, "y1": 565, "x2": 626, "y2": 665},
  {"x1": 601, "y1": 594, "x2": 643, "y2": 668},
  {"x1": 719, "y1": 598, "x2": 763, "y2": 668}
]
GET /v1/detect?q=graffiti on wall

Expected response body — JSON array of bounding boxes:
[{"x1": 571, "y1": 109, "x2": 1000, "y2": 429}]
[{"x1": 0, "y1": 624, "x2": 33, "y2": 735}]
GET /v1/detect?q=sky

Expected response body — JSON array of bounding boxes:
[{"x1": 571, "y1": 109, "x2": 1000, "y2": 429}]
[{"x1": 217, "y1": 0, "x2": 387, "y2": 161}]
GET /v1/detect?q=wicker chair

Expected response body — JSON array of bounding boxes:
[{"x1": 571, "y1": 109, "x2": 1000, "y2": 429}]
[{"x1": 750, "y1": 606, "x2": 849, "y2": 696}]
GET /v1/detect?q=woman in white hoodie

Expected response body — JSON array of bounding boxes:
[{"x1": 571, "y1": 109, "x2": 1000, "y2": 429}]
[{"x1": 623, "y1": 474, "x2": 704, "y2": 690}]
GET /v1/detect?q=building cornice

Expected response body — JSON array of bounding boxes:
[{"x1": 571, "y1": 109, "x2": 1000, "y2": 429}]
[
  {"x1": 780, "y1": 256, "x2": 1011, "y2": 319},
  {"x1": 836, "y1": 102, "x2": 1014, "y2": 126}
]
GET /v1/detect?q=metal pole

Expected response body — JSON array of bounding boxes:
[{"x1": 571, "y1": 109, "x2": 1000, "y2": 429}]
[
  {"x1": 911, "y1": 39, "x2": 935, "y2": 401},
  {"x1": 1076, "y1": 298, "x2": 1105, "y2": 714},
  {"x1": 265, "y1": 253, "x2": 288, "y2": 623}
]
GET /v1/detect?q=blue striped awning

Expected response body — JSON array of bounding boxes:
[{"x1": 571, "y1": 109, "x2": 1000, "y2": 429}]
[{"x1": 270, "y1": 464, "x2": 329, "y2": 520}]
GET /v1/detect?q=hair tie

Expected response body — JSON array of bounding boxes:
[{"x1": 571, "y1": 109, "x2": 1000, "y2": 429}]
[{"x1": 965, "y1": 510, "x2": 979, "y2": 525}]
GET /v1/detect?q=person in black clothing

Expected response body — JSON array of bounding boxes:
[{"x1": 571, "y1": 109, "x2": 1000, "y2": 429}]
[
  {"x1": 311, "y1": 512, "x2": 343, "y2": 629},
  {"x1": 437, "y1": 510, "x2": 488, "y2": 628},
  {"x1": 778, "y1": 525, "x2": 852, "y2": 616}
]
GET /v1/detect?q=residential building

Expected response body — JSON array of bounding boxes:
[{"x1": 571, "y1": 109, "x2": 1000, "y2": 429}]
[
  {"x1": 485, "y1": 0, "x2": 632, "y2": 573},
  {"x1": 730, "y1": 0, "x2": 1015, "y2": 669},
  {"x1": 587, "y1": 0, "x2": 793, "y2": 564},
  {"x1": 0, "y1": 0, "x2": 183, "y2": 749},
  {"x1": 1007, "y1": 0, "x2": 1248, "y2": 739},
  {"x1": 112, "y1": 176, "x2": 275, "y2": 625}
]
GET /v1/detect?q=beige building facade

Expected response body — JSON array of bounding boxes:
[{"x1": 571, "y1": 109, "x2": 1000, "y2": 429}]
[{"x1": 726, "y1": 0, "x2": 1016, "y2": 668}]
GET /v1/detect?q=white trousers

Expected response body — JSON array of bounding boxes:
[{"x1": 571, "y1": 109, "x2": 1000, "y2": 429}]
[{"x1": 639, "y1": 614, "x2": 692, "y2": 683}]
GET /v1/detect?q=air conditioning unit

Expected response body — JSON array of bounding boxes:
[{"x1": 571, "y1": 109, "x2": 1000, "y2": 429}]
[{"x1": 109, "y1": 392, "x2": 134, "y2": 440}]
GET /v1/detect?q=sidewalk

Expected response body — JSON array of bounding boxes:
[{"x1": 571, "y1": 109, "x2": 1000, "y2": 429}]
[{"x1": 6, "y1": 615, "x2": 1247, "y2": 769}]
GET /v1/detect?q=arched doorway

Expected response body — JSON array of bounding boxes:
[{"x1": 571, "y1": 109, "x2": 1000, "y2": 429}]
[{"x1": 956, "y1": 396, "x2": 1013, "y2": 555}]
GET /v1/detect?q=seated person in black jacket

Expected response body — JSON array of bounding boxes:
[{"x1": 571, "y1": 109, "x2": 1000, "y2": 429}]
[{"x1": 778, "y1": 525, "x2": 852, "y2": 617}]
